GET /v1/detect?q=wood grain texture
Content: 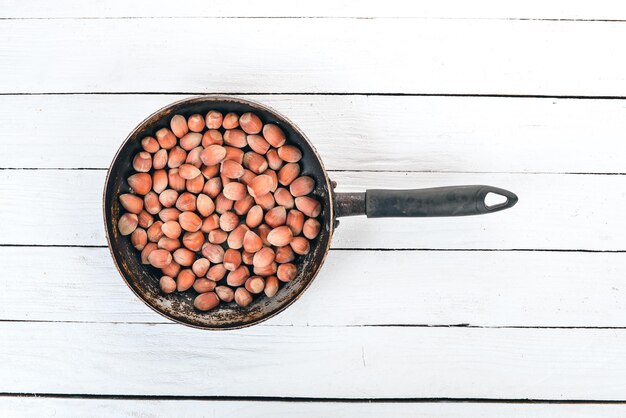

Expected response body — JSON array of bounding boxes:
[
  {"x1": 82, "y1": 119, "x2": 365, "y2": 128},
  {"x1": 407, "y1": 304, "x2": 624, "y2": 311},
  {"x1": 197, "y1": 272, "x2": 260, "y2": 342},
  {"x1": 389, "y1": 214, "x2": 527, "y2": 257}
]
[
  {"x1": 3, "y1": 397, "x2": 626, "y2": 418},
  {"x1": 3, "y1": 0, "x2": 624, "y2": 19},
  {"x1": 3, "y1": 94, "x2": 626, "y2": 173},
  {"x1": 0, "y1": 170, "x2": 623, "y2": 249},
  {"x1": 2, "y1": 247, "x2": 625, "y2": 327},
  {"x1": 2, "y1": 322, "x2": 626, "y2": 399},
  {"x1": 2, "y1": 4, "x2": 624, "y2": 409},
  {"x1": 2, "y1": 19, "x2": 626, "y2": 95}
]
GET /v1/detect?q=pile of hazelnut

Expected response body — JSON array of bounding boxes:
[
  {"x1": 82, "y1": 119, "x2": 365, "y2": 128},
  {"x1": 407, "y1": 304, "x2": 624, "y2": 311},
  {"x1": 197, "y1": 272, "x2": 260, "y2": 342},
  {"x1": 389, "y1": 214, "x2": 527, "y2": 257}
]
[{"x1": 117, "y1": 110, "x2": 321, "y2": 311}]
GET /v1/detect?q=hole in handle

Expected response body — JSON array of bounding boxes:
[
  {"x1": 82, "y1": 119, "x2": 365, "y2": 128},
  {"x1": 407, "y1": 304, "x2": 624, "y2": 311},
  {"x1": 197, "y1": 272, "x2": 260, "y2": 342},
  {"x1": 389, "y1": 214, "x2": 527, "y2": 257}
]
[{"x1": 484, "y1": 192, "x2": 509, "y2": 209}]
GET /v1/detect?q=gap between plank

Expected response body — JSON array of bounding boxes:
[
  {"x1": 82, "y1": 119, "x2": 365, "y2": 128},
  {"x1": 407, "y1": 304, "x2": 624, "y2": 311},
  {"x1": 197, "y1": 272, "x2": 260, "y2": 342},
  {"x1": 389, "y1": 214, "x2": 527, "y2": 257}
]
[
  {"x1": 1, "y1": 318, "x2": 626, "y2": 329},
  {"x1": 2, "y1": 16, "x2": 626, "y2": 23},
  {"x1": 3, "y1": 92, "x2": 626, "y2": 100},
  {"x1": 1, "y1": 244, "x2": 625, "y2": 253},
  {"x1": 2, "y1": 393, "x2": 626, "y2": 404},
  {"x1": 1, "y1": 168, "x2": 625, "y2": 176},
  {"x1": 9, "y1": 242, "x2": 620, "y2": 259}
]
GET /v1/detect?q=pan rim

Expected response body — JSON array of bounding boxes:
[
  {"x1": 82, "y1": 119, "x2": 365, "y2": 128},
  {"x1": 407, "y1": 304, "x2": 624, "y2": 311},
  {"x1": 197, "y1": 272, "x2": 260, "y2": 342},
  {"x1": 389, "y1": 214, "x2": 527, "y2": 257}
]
[{"x1": 103, "y1": 94, "x2": 335, "y2": 330}]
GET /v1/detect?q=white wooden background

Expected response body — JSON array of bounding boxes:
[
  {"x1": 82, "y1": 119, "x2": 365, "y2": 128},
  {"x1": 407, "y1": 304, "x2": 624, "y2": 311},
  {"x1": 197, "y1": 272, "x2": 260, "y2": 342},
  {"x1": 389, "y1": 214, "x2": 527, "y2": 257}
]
[{"x1": 2, "y1": 1, "x2": 626, "y2": 416}]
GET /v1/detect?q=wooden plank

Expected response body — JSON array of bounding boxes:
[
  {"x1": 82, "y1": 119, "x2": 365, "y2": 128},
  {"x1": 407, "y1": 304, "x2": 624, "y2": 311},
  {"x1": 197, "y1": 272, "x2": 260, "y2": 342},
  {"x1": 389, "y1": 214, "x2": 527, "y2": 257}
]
[
  {"x1": 1, "y1": 19, "x2": 626, "y2": 95},
  {"x1": 332, "y1": 171, "x2": 626, "y2": 250},
  {"x1": 3, "y1": 0, "x2": 625, "y2": 20},
  {"x1": 0, "y1": 170, "x2": 624, "y2": 250},
  {"x1": 2, "y1": 247, "x2": 625, "y2": 327},
  {"x1": 2, "y1": 322, "x2": 626, "y2": 399},
  {"x1": 3, "y1": 94, "x2": 625, "y2": 173},
  {"x1": 3, "y1": 397, "x2": 626, "y2": 418}
]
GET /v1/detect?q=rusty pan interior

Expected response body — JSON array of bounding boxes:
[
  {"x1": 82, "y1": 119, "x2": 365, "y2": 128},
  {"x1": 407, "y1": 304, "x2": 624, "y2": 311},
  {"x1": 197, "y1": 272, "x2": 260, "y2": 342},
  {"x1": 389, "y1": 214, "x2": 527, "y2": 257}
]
[{"x1": 103, "y1": 96, "x2": 334, "y2": 329}]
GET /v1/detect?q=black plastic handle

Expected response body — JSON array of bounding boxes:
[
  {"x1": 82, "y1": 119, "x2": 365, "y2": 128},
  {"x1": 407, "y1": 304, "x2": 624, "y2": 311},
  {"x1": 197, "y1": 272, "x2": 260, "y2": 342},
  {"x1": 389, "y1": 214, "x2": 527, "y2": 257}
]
[{"x1": 335, "y1": 185, "x2": 518, "y2": 218}]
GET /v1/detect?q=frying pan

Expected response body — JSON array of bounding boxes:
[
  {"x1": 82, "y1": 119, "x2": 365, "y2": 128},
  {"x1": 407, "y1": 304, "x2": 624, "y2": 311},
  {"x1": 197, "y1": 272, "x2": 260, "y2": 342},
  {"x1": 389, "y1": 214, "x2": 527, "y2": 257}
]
[{"x1": 103, "y1": 95, "x2": 518, "y2": 330}]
